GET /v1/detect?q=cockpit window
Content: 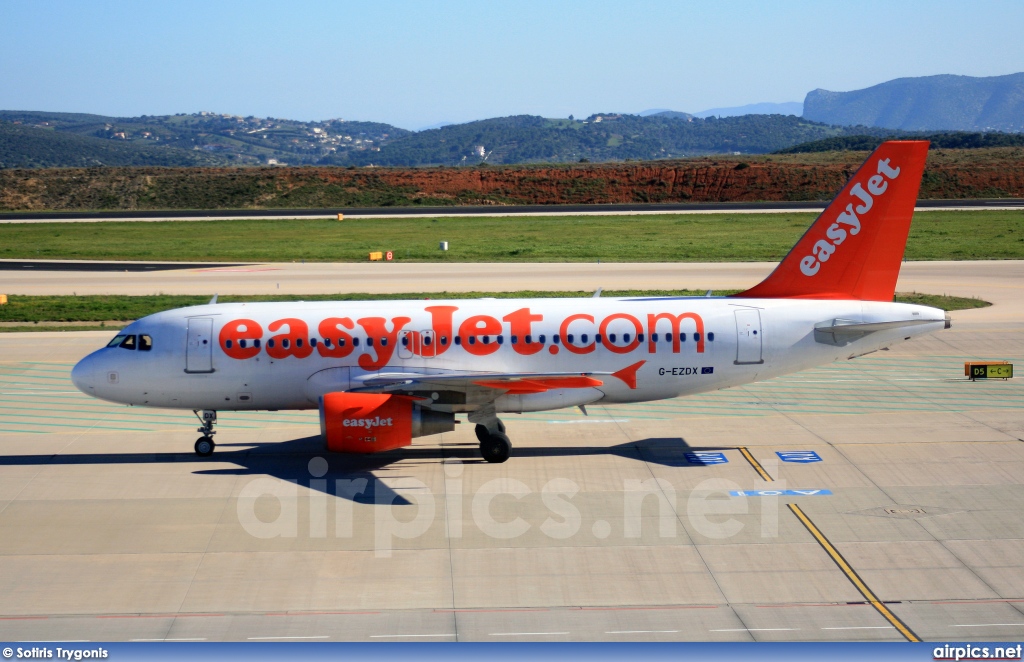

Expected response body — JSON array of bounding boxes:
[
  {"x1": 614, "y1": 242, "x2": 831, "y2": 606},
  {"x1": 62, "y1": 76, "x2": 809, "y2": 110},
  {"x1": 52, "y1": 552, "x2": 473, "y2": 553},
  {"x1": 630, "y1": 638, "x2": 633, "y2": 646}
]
[
  {"x1": 107, "y1": 335, "x2": 128, "y2": 348},
  {"x1": 119, "y1": 335, "x2": 137, "y2": 350},
  {"x1": 139, "y1": 335, "x2": 153, "y2": 351}
]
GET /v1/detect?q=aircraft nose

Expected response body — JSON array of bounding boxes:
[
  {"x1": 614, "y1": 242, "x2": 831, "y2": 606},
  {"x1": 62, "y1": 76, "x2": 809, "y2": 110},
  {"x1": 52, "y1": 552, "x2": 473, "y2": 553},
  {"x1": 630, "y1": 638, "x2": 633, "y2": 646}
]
[{"x1": 71, "y1": 353, "x2": 97, "y2": 395}]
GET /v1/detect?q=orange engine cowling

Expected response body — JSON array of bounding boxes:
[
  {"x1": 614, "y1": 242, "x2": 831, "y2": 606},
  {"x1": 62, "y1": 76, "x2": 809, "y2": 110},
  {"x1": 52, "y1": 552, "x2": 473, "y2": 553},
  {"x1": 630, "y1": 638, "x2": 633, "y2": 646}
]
[{"x1": 318, "y1": 392, "x2": 455, "y2": 453}]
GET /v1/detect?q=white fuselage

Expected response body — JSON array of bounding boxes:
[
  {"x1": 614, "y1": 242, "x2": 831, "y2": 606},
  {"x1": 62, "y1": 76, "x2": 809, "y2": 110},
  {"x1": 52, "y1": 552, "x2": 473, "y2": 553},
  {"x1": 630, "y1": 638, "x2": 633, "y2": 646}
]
[{"x1": 70, "y1": 296, "x2": 946, "y2": 415}]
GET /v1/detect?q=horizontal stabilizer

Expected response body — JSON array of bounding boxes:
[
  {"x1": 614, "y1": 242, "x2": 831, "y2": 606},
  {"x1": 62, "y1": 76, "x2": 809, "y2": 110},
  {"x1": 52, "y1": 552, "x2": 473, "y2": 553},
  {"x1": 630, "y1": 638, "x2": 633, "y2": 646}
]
[
  {"x1": 815, "y1": 318, "x2": 941, "y2": 334},
  {"x1": 814, "y1": 317, "x2": 942, "y2": 346}
]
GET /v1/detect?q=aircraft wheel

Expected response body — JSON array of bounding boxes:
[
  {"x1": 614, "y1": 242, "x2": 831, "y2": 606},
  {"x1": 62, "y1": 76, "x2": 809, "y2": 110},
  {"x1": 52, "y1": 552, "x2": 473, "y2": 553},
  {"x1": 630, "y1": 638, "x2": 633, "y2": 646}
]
[
  {"x1": 195, "y1": 436, "x2": 215, "y2": 457},
  {"x1": 475, "y1": 419, "x2": 506, "y2": 442},
  {"x1": 480, "y1": 432, "x2": 511, "y2": 463}
]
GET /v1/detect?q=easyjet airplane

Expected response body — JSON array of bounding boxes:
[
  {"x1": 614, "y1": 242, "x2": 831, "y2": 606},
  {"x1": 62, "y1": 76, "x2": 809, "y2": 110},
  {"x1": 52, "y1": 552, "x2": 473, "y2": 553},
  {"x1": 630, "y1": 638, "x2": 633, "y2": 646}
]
[{"x1": 71, "y1": 141, "x2": 948, "y2": 463}]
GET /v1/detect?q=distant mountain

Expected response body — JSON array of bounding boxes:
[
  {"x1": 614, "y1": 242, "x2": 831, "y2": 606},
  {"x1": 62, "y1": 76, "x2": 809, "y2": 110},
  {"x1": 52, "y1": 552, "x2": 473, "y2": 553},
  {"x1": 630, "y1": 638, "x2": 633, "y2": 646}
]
[
  {"x1": 645, "y1": 110, "x2": 694, "y2": 120},
  {"x1": 803, "y1": 73, "x2": 1024, "y2": 132},
  {"x1": 638, "y1": 109, "x2": 696, "y2": 119},
  {"x1": 694, "y1": 102, "x2": 802, "y2": 118},
  {"x1": 418, "y1": 121, "x2": 456, "y2": 131}
]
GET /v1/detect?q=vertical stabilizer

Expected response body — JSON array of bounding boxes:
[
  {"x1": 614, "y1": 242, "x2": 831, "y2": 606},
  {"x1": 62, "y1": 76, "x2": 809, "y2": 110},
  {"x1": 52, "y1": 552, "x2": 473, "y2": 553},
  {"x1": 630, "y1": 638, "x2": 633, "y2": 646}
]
[{"x1": 736, "y1": 141, "x2": 929, "y2": 301}]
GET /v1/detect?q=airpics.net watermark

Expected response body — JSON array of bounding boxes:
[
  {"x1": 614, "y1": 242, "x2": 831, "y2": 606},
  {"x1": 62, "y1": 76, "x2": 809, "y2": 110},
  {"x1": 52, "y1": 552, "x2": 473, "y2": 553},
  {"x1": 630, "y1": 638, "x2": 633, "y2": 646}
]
[{"x1": 236, "y1": 456, "x2": 790, "y2": 557}]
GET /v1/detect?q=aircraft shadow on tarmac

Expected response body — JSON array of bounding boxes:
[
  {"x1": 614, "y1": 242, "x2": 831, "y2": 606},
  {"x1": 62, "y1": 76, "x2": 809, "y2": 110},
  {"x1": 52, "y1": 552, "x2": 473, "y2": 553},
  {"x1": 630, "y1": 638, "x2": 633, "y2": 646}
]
[{"x1": 0, "y1": 436, "x2": 726, "y2": 505}]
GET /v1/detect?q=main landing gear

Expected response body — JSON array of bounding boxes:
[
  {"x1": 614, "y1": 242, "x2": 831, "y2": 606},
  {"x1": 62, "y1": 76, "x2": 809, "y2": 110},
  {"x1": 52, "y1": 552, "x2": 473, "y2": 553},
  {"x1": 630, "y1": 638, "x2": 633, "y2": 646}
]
[
  {"x1": 193, "y1": 410, "x2": 217, "y2": 457},
  {"x1": 475, "y1": 419, "x2": 511, "y2": 463}
]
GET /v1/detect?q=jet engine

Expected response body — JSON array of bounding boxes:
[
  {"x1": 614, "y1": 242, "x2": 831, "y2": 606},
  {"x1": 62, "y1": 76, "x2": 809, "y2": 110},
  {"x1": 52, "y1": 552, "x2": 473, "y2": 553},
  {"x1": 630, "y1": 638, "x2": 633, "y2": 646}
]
[{"x1": 318, "y1": 392, "x2": 455, "y2": 453}]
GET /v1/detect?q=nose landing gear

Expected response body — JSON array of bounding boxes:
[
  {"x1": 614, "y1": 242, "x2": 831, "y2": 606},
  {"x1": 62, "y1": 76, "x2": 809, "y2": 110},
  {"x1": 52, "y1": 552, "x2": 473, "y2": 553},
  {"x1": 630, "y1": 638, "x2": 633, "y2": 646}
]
[{"x1": 193, "y1": 410, "x2": 217, "y2": 457}]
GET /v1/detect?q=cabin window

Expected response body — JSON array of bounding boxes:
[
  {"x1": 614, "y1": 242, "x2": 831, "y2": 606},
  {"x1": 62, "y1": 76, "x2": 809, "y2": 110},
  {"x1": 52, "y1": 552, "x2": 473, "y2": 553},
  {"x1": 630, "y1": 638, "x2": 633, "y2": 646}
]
[
  {"x1": 267, "y1": 339, "x2": 275, "y2": 348},
  {"x1": 651, "y1": 333, "x2": 658, "y2": 343},
  {"x1": 424, "y1": 336, "x2": 432, "y2": 346},
  {"x1": 581, "y1": 334, "x2": 588, "y2": 344},
  {"x1": 254, "y1": 339, "x2": 261, "y2": 348},
  {"x1": 238, "y1": 339, "x2": 246, "y2": 349},
  {"x1": 538, "y1": 334, "x2": 546, "y2": 344},
  {"x1": 440, "y1": 336, "x2": 448, "y2": 346},
  {"x1": 708, "y1": 332, "x2": 715, "y2": 341},
  {"x1": 324, "y1": 338, "x2": 333, "y2": 347},
  {"x1": 454, "y1": 336, "x2": 461, "y2": 346},
  {"x1": 367, "y1": 338, "x2": 374, "y2": 347},
  {"x1": 679, "y1": 333, "x2": 687, "y2": 342},
  {"x1": 497, "y1": 335, "x2": 504, "y2": 345},
  {"x1": 637, "y1": 333, "x2": 644, "y2": 342},
  {"x1": 107, "y1": 335, "x2": 127, "y2": 348},
  {"x1": 622, "y1": 333, "x2": 630, "y2": 343},
  {"x1": 139, "y1": 334, "x2": 152, "y2": 351},
  {"x1": 282, "y1": 339, "x2": 290, "y2": 349},
  {"x1": 694, "y1": 333, "x2": 701, "y2": 342},
  {"x1": 119, "y1": 335, "x2": 137, "y2": 350},
  {"x1": 525, "y1": 334, "x2": 532, "y2": 344},
  {"x1": 511, "y1": 335, "x2": 518, "y2": 344},
  {"x1": 468, "y1": 336, "x2": 476, "y2": 345},
  {"x1": 609, "y1": 333, "x2": 616, "y2": 343},
  {"x1": 352, "y1": 338, "x2": 359, "y2": 347},
  {"x1": 225, "y1": 339, "x2": 233, "y2": 349},
  {"x1": 380, "y1": 338, "x2": 387, "y2": 347},
  {"x1": 553, "y1": 335, "x2": 560, "y2": 345},
  {"x1": 482, "y1": 336, "x2": 490, "y2": 345},
  {"x1": 296, "y1": 338, "x2": 303, "y2": 348},
  {"x1": 595, "y1": 334, "x2": 602, "y2": 343}
]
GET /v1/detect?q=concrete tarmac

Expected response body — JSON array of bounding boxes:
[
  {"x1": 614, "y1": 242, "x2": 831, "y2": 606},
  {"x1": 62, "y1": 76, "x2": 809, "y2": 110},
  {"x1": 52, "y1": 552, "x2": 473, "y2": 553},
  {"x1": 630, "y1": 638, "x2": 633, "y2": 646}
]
[
  {"x1": 2, "y1": 199, "x2": 1022, "y2": 222},
  {"x1": 3, "y1": 259, "x2": 1022, "y2": 306},
  {"x1": 0, "y1": 262, "x2": 1022, "y2": 642}
]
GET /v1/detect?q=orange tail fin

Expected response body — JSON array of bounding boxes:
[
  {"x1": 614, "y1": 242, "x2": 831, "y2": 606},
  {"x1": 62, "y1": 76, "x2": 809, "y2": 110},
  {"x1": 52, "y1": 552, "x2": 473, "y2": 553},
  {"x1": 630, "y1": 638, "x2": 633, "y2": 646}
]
[{"x1": 735, "y1": 140, "x2": 929, "y2": 301}]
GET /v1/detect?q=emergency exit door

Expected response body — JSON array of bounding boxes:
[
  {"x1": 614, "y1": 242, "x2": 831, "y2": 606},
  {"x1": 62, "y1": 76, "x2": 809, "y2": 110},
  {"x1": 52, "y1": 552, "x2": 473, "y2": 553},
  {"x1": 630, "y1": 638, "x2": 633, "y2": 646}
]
[
  {"x1": 186, "y1": 318, "x2": 214, "y2": 373},
  {"x1": 397, "y1": 330, "x2": 437, "y2": 360},
  {"x1": 734, "y1": 309, "x2": 763, "y2": 365}
]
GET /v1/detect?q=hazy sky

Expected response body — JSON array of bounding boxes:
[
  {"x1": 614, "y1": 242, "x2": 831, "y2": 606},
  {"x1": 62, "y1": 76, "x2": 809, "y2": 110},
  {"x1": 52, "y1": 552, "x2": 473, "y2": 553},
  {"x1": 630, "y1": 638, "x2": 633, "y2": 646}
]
[{"x1": 2, "y1": 0, "x2": 1022, "y2": 130}]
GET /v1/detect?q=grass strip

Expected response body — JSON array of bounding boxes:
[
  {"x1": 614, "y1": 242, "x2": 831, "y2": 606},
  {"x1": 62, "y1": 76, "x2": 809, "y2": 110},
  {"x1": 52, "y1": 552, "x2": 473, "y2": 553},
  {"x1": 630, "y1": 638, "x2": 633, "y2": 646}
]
[{"x1": 0, "y1": 209, "x2": 1022, "y2": 262}]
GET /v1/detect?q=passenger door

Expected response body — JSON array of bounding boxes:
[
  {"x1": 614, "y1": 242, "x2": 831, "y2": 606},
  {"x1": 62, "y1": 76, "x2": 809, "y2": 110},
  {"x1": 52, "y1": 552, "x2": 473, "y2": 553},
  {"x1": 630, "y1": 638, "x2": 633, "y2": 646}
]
[{"x1": 734, "y1": 309, "x2": 763, "y2": 365}]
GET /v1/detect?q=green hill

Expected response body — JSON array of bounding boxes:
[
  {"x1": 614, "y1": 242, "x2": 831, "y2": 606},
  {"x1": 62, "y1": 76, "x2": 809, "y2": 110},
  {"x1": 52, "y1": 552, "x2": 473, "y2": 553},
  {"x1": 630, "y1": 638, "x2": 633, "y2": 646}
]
[
  {"x1": 775, "y1": 131, "x2": 1024, "y2": 154},
  {"x1": 322, "y1": 113, "x2": 870, "y2": 166},
  {"x1": 0, "y1": 121, "x2": 232, "y2": 168},
  {"x1": 0, "y1": 111, "x2": 410, "y2": 168},
  {"x1": 803, "y1": 73, "x2": 1024, "y2": 132}
]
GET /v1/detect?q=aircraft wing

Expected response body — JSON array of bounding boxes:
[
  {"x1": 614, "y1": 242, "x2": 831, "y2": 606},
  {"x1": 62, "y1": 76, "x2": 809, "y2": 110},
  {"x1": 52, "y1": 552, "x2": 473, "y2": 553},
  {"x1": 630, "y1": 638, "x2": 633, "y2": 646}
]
[
  {"x1": 348, "y1": 361, "x2": 646, "y2": 395},
  {"x1": 350, "y1": 370, "x2": 609, "y2": 394}
]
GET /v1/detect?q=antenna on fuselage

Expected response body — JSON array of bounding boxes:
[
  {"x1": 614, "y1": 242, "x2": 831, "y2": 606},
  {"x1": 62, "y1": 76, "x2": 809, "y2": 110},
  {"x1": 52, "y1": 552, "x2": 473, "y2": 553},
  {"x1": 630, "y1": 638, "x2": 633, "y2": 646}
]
[
  {"x1": 592, "y1": 288, "x2": 603, "y2": 298},
  {"x1": 705, "y1": 290, "x2": 713, "y2": 297},
  {"x1": 209, "y1": 294, "x2": 219, "y2": 305}
]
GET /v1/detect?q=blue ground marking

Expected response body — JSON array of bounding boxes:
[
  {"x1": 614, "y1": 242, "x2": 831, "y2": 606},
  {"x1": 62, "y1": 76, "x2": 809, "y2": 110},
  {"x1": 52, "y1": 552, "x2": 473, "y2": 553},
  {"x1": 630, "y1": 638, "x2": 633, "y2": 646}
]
[
  {"x1": 684, "y1": 451, "x2": 728, "y2": 465},
  {"x1": 777, "y1": 451, "x2": 822, "y2": 463},
  {"x1": 730, "y1": 489, "x2": 832, "y2": 497}
]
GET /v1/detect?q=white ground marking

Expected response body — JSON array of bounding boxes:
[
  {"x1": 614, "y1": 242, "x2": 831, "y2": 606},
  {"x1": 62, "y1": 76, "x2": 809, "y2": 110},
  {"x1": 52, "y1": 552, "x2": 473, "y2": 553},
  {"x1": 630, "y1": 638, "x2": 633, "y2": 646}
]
[
  {"x1": 490, "y1": 632, "x2": 570, "y2": 636},
  {"x1": 247, "y1": 635, "x2": 330, "y2": 640},
  {"x1": 369, "y1": 634, "x2": 457, "y2": 638}
]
